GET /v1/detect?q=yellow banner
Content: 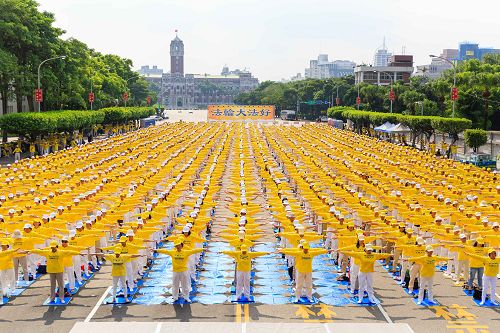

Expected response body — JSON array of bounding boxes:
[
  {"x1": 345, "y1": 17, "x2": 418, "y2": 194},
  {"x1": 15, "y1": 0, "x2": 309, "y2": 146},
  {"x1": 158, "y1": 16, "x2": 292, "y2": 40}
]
[{"x1": 208, "y1": 105, "x2": 275, "y2": 121}]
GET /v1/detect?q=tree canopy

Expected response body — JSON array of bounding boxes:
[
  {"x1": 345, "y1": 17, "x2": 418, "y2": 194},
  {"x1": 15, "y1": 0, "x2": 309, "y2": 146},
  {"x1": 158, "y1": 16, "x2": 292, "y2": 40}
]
[
  {"x1": 0, "y1": 0, "x2": 155, "y2": 114},
  {"x1": 235, "y1": 54, "x2": 500, "y2": 129}
]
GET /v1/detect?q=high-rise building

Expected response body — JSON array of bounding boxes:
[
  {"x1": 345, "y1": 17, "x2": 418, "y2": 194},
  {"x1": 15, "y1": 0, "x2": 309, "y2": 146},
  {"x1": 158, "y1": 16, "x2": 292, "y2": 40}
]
[
  {"x1": 304, "y1": 54, "x2": 355, "y2": 79},
  {"x1": 170, "y1": 33, "x2": 184, "y2": 76},
  {"x1": 373, "y1": 39, "x2": 392, "y2": 67},
  {"x1": 354, "y1": 55, "x2": 414, "y2": 85},
  {"x1": 137, "y1": 65, "x2": 163, "y2": 84},
  {"x1": 458, "y1": 42, "x2": 499, "y2": 61},
  {"x1": 157, "y1": 33, "x2": 259, "y2": 109}
]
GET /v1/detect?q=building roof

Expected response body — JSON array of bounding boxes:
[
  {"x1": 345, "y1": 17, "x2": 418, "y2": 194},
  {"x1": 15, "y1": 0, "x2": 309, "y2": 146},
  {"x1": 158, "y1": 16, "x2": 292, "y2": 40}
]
[{"x1": 193, "y1": 74, "x2": 240, "y2": 79}]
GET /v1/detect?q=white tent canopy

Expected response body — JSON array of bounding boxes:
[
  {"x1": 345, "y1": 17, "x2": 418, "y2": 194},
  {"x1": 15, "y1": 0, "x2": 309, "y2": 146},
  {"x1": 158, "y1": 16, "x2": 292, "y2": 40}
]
[
  {"x1": 386, "y1": 123, "x2": 411, "y2": 133},
  {"x1": 374, "y1": 122, "x2": 396, "y2": 132}
]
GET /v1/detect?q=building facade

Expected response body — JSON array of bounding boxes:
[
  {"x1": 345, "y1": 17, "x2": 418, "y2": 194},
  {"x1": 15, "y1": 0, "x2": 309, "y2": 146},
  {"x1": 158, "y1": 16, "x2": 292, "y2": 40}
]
[
  {"x1": 305, "y1": 54, "x2": 355, "y2": 79},
  {"x1": 156, "y1": 34, "x2": 259, "y2": 109},
  {"x1": 354, "y1": 55, "x2": 414, "y2": 85},
  {"x1": 137, "y1": 65, "x2": 163, "y2": 84},
  {"x1": 458, "y1": 42, "x2": 500, "y2": 61}
]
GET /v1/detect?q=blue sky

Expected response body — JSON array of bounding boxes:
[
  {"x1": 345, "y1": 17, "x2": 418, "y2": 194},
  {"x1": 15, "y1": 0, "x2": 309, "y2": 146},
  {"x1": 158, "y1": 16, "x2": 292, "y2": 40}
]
[{"x1": 38, "y1": 0, "x2": 500, "y2": 81}]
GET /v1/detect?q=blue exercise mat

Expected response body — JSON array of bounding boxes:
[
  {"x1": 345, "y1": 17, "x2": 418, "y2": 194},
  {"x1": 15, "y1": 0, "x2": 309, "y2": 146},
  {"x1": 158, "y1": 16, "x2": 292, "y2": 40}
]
[
  {"x1": 291, "y1": 296, "x2": 319, "y2": 305},
  {"x1": 254, "y1": 295, "x2": 289, "y2": 304},
  {"x1": 104, "y1": 295, "x2": 134, "y2": 304},
  {"x1": 196, "y1": 294, "x2": 227, "y2": 304},
  {"x1": 139, "y1": 286, "x2": 170, "y2": 295},
  {"x1": 472, "y1": 298, "x2": 500, "y2": 307},
  {"x1": 315, "y1": 287, "x2": 347, "y2": 296},
  {"x1": 134, "y1": 295, "x2": 169, "y2": 305},
  {"x1": 253, "y1": 278, "x2": 288, "y2": 287},
  {"x1": 196, "y1": 286, "x2": 229, "y2": 294},
  {"x1": 463, "y1": 289, "x2": 474, "y2": 296},
  {"x1": 0, "y1": 296, "x2": 9, "y2": 306},
  {"x1": 312, "y1": 272, "x2": 338, "y2": 279},
  {"x1": 231, "y1": 295, "x2": 255, "y2": 303},
  {"x1": 319, "y1": 296, "x2": 351, "y2": 306},
  {"x1": 253, "y1": 271, "x2": 288, "y2": 279},
  {"x1": 253, "y1": 285, "x2": 291, "y2": 296},
  {"x1": 350, "y1": 296, "x2": 380, "y2": 306},
  {"x1": 413, "y1": 298, "x2": 439, "y2": 306},
  {"x1": 43, "y1": 297, "x2": 72, "y2": 306}
]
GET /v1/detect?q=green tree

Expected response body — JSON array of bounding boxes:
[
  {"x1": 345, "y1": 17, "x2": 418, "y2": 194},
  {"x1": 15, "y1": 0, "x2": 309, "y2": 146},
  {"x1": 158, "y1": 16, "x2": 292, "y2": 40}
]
[{"x1": 464, "y1": 129, "x2": 488, "y2": 152}]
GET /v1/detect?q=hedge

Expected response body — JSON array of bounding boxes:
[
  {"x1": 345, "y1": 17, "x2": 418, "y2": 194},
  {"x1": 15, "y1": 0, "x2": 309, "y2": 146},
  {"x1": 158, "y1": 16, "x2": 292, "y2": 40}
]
[
  {"x1": 327, "y1": 107, "x2": 472, "y2": 143},
  {"x1": 0, "y1": 107, "x2": 155, "y2": 137},
  {"x1": 100, "y1": 107, "x2": 155, "y2": 124}
]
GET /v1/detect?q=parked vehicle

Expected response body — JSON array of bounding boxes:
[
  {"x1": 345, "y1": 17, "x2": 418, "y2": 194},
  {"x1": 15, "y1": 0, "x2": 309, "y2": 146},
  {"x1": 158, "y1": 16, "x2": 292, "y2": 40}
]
[{"x1": 280, "y1": 110, "x2": 297, "y2": 121}]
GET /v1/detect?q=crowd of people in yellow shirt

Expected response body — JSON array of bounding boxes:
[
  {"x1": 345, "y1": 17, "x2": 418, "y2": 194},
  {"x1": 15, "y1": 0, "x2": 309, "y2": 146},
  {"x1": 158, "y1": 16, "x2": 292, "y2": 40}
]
[{"x1": 0, "y1": 121, "x2": 498, "y2": 307}]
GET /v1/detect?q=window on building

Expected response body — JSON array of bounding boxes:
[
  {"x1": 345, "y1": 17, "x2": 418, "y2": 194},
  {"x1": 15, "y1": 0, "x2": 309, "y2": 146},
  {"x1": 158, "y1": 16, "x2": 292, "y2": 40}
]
[{"x1": 363, "y1": 72, "x2": 377, "y2": 80}]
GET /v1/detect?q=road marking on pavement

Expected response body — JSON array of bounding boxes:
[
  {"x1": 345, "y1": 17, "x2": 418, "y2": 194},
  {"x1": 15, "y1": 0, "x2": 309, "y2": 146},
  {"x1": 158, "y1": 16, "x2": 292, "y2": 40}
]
[
  {"x1": 294, "y1": 304, "x2": 336, "y2": 323},
  {"x1": 154, "y1": 323, "x2": 162, "y2": 333},
  {"x1": 84, "y1": 286, "x2": 112, "y2": 323},
  {"x1": 244, "y1": 304, "x2": 250, "y2": 322},
  {"x1": 235, "y1": 304, "x2": 242, "y2": 323},
  {"x1": 376, "y1": 303, "x2": 393, "y2": 323}
]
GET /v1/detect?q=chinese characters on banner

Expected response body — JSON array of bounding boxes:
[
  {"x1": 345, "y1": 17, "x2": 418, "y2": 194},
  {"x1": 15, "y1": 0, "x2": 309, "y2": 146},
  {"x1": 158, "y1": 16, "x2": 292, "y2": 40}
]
[{"x1": 208, "y1": 105, "x2": 275, "y2": 121}]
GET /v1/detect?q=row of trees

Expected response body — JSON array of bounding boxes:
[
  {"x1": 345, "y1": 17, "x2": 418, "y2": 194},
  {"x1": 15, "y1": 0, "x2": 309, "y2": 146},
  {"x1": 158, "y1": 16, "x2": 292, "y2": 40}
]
[
  {"x1": 0, "y1": 0, "x2": 156, "y2": 114},
  {"x1": 235, "y1": 55, "x2": 499, "y2": 130},
  {"x1": 328, "y1": 106, "x2": 472, "y2": 146},
  {"x1": 0, "y1": 107, "x2": 155, "y2": 138}
]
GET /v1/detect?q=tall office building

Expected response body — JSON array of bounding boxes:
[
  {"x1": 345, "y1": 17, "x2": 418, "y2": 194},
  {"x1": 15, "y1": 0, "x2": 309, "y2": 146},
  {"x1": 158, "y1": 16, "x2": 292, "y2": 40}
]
[
  {"x1": 373, "y1": 39, "x2": 392, "y2": 67},
  {"x1": 304, "y1": 54, "x2": 356, "y2": 79}
]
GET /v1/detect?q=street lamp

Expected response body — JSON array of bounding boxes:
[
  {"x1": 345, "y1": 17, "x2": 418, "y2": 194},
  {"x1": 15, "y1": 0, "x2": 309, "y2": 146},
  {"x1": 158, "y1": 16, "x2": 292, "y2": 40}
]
[
  {"x1": 430, "y1": 54, "x2": 457, "y2": 117},
  {"x1": 415, "y1": 101, "x2": 424, "y2": 116},
  {"x1": 123, "y1": 75, "x2": 139, "y2": 107},
  {"x1": 372, "y1": 70, "x2": 394, "y2": 113},
  {"x1": 37, "y1": 55, "x2": 67, "y2": 112}
]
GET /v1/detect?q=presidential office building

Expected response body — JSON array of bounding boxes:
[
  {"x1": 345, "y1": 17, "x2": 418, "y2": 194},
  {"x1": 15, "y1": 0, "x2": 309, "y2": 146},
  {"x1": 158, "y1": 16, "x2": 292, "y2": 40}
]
[{"x1": 158, "y1": 34, "x2": 259, "y2": 109}]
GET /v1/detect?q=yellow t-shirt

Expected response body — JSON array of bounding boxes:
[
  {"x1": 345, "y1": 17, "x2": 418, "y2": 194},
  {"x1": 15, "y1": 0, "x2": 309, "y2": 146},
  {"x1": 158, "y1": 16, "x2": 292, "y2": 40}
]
[
  {"x1": 0, "y1": 249, "x2": 16, "y2": 270},
  {"x1": 411, "y1": 255, "x2": 449, "y2": 278},
  {"x1": 158, "y1": 248, "x2": 203, "y2": 272},
  {"x1": 466, "y1": 253, "x2": 500, "y2": 277},
  {"x1": 33, "y1": 249, "x2": 79, "y2": 273},
  {"x1": 104, "y1": 254, "x2": 132, "y2": 277},
  {"x1": 465, "y1": 246, "x2": 488, "y2": 268},
  {"x1": 282, "y1": 248, "x2": 327, "y2": 273},
  {"x1": 347, "y1": 252, "x2": 390, "y2": 273},
  {"x1": 222, "y1": 251, "x2": 268, "y2": 272}
]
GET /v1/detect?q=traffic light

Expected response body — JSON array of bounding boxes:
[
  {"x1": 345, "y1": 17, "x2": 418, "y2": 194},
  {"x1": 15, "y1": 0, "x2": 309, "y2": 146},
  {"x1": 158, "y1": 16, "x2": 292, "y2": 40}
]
[
  {"x1": 389, "y1": 89, "x2": 395, "y2": 101},
  {"x1": 88, "y1": 92, "x2": 95, "y2": 103}
]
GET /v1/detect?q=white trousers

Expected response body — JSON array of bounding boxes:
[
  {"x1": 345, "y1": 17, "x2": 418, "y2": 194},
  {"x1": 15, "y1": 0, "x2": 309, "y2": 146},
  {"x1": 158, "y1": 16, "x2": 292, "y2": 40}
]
[
  {"x1": 409, "y1": 264, "x2": 421, "y2": 291},
  {"x1": 295, "y1": 272, "x2": 312, "y2": 299},
  {"x1": 172, "y1": 271, "x2": 190, "y2": 300},
  {"x1": 358, "y1": 272, "x2": 375, "y2": 301},
  {"x1": 27, "y1": 254, "x2": 37, "y2": 276},
  {"x1": 418, "y1": 277, "x2": 434, "y2": 302},
  {"x1": 482, "y1": 275, "x2": 498, "y2": 303},
  {"x1": 350, "y1": 262, "x2": 359, "y2": 292},
  {"x1": 112, "y1": 276, "x2": 127, "y2": 299},
  {"x1": 64, "y1": 266, "x2": 75, "y2": 290},
  {"x1": 456, "y1": 260, "x2": 470, "y2": 281},
  {"x1": 236, "y1": 271, "x2": 250, "y2": 298},
  {"x1": 0, "y1": 269, "x2": 15, "y2": 296},
  {"x1": 73, "y1": 255, "x2": 83, "y2": 282},
  {"x1": 446, "y1": 251, "x2": 458, "y2": 275},
  {"x1": 125, "y1": 261, "x2": 134, "y2": 289}
]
